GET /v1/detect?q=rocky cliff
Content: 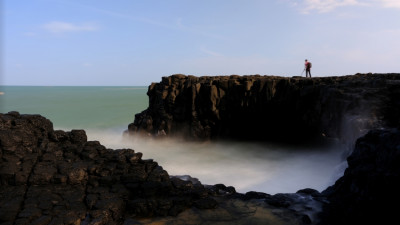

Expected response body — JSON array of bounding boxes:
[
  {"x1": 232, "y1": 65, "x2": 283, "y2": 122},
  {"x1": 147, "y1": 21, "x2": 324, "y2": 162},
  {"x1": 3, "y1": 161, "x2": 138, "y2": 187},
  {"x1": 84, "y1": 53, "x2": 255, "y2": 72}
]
[
  {"x1": 127, "y1": 73, "x2": 400, "y2": 144},
  {"x1": 3, "y1": 70, "x2": 400, "y2": 224}
]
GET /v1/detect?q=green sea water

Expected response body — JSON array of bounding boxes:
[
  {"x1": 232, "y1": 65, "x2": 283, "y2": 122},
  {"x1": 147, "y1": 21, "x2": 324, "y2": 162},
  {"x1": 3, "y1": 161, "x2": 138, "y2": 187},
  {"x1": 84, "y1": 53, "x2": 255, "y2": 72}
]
[{"x1": 0, "y1": 86, "x2": 148, "y2": 131}]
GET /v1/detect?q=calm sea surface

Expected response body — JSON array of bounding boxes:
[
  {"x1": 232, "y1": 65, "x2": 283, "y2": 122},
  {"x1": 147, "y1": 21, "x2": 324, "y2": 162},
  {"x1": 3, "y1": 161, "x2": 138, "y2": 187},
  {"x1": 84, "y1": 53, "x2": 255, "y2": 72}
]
[
  {"x1": 0, "y1": 86, "x2": 148, "y2": 130},
  {"x1": 0, "y1": 86, "x2": 346, "y2": 194}
]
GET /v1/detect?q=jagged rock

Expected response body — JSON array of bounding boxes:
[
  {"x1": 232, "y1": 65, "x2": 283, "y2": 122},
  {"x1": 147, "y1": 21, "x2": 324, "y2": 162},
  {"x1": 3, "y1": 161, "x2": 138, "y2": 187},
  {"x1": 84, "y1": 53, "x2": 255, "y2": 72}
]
[
  {"x1": 127, "y1": 73, "x2": 400, "y2": 144},
  {"x1": 243, "y1": 191, "x2": 271, "y2": 200},
  {"x1": 0, "y1": 112, "x2": 216, "y2": 224},
  {"x1": 297, "y1": 188, "x2": 322, "y2": 197},
  {"x1": 319, "y1": 128, "x2": 400, "y2": 225}
]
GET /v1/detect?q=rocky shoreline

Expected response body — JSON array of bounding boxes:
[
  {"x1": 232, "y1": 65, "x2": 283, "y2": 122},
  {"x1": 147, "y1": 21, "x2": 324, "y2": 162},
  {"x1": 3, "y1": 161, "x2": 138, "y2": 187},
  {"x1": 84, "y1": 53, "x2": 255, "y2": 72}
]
[
  {"x1": 2, "y1": 112, "x2": 400, "y2": 224},
  {"x1": 2, "y1": 73, "x2": 400, "y2": 224}
]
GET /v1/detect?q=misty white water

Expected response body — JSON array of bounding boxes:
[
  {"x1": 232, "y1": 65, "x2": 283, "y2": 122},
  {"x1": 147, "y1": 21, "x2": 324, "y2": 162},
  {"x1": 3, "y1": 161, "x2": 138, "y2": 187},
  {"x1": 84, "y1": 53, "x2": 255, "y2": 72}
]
[
  {"x1": 1, "y1": 86, "x2": 347, "y2": 194},
  {"x1": 86, "y1": 129, "x2": 347, "y2": 194}
]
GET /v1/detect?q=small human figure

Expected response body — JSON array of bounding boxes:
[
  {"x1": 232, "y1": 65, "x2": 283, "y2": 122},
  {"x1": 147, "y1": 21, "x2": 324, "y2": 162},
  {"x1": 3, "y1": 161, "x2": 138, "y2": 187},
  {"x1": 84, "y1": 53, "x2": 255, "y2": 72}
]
[{"x1": 305, "y1": 59, "x2": 312, "y2": 78}]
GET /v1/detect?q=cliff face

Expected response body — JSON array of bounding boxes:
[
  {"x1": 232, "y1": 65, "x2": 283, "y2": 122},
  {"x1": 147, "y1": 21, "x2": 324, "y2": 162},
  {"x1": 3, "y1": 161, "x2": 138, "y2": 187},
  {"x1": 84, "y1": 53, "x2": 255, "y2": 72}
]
[{"x1": 128, "y1": 73, "x2": 400, "y2": 143}]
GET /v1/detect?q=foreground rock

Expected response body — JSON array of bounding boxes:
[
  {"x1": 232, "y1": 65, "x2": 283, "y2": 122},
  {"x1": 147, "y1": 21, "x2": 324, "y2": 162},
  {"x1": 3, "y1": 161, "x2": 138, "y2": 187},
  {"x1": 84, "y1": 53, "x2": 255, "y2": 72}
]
[
  {"x1": 2, "y1": 112, "x2": 400, "y2": 224},
  {"x1": 0, "y1": 112, "x2": 311, "y2": 224},
  {"x1": 128, "y1": 73, "x2": 400, "y2": 144},
  {"x1": 0, "y1": 112, "x2": 215, "y2": 224},
  {"x1": 133, "y1": 195, "x2": 315, "y2": 225}
]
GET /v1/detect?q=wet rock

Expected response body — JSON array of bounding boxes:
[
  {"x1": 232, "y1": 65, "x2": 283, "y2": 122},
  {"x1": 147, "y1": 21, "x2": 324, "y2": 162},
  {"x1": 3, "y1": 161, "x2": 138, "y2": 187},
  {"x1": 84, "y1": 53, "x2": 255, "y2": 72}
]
[
  {"x1": 193, "y1": 197, "x2": 218, "y2": 209},
  {"x1": 206, "y1": 183, "x2": 237, "y2": 196},
  {"x1": 296, "y1": 188, "x2": 322, "y2": 197},
  {"x1": 131, "y1": 197, "x2": 311, "y2": 225},
  {"x1": 243, "y1": 191, "x2": 271, "y2": 200},
  {"x1": 265, "y1": 193, "x2": 293, "y2": 208}
]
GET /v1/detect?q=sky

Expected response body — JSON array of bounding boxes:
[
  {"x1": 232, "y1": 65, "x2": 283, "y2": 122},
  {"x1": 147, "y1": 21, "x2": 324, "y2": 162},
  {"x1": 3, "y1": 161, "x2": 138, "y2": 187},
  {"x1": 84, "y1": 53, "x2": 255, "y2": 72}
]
[{"x1": 2, "y1": 0, "x2": 400, "y2": 86}]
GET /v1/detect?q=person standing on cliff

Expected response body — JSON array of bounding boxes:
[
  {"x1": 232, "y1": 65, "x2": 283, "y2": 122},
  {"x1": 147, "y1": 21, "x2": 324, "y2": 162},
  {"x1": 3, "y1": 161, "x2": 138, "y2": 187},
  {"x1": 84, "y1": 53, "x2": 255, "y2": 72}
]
[{"x1": 305, "y1": 59, "x2": 312, "y2": 78}]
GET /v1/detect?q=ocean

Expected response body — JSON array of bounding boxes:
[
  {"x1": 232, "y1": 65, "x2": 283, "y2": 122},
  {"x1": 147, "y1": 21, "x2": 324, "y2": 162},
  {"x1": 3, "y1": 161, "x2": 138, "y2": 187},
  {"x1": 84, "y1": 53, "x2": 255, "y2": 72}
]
[{"x1": 0, "y1": 86, "x2": 347, "y2": 194}]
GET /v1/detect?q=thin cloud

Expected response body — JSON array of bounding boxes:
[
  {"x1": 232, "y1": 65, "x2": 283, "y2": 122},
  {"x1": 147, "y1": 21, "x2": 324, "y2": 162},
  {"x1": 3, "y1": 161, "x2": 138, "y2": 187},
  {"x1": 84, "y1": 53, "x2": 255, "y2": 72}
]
[
  {"x1": 55, "y1": 0, "x2": 185, "y2": 29},
  {"x1": 54, "y1": 1, "x2": 228, "y2": 41},
  {"x1": 288, "y1": 0, "x2": 400, "y2": 13},
  {"x1": 92, "y1": 5, "x2": 228, "y2": 41},
  {"x1": 200, "y1": 47, "x2": 224, "y2": 57},
  {"x1": 380, "y1": 0, "x2": 400, "y2": 8},
  {"x1": 301, "y1": 0, "x2": 364, "y2": 14},
  {"x1": 42, "y1": 21, "x2": 98, "y2": 33},
  {"x1": 77, "y1": 5, "x2": 174, "y2": 30}
]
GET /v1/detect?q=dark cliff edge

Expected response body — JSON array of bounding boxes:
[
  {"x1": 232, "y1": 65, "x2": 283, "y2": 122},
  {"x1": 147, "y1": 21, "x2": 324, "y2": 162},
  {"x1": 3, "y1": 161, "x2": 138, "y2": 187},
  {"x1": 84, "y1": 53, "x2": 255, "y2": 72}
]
[{"x1": 127, "y1": 73, "x2": 400, "y2": 145}]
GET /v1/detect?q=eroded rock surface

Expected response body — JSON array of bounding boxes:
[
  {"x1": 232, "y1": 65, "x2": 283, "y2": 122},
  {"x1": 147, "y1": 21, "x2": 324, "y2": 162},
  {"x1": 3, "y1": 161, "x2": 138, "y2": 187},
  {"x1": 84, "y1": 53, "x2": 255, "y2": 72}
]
[{"x1": 0, "y1": 112, "x2": 219, "y2": 224}]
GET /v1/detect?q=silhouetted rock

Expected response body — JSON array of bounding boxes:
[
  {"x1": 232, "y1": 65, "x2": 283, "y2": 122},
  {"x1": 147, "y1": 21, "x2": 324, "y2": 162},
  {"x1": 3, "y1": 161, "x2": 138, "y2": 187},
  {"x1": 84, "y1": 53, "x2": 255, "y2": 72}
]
[
  {"x1": 243, "y1": 191, "x2": 271, "y2": 200},
  {"x1": 319, "y1": 128, "x2": 400, "y2": 225},
  {"x1": 0, "y1": 112, "x2": 216, "y2": 224},
  {"x1": 127, "y1": 73, "x2": 400, "y2": 145}
]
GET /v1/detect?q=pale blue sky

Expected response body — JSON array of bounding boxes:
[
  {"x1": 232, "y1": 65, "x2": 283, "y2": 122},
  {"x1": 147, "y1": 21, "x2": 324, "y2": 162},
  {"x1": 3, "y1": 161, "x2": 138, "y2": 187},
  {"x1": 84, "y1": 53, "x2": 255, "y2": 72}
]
[{"x1": 3, "y1": 0, "x2": 400, "y2": 85}]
